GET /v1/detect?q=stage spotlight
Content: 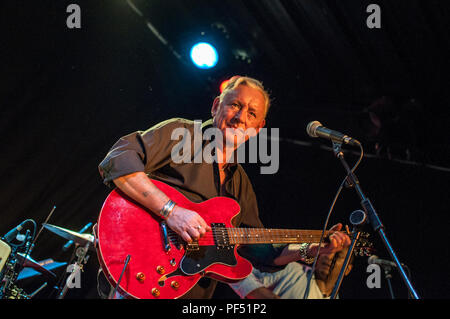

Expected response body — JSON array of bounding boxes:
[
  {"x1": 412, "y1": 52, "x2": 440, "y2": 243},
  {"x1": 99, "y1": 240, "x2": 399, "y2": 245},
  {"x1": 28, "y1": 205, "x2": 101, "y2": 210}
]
[
  {"x1": 219, "y1": 79, "x2": 230, "y2": 93},
  {"x1": 190, "y1": 42, "x2": 218, "y2": 69}
]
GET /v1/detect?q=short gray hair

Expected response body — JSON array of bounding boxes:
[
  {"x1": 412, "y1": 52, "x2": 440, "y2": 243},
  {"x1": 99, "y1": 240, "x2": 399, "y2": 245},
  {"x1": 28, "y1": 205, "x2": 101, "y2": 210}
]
[{"x1": 219, "y1": 76, "x2": 271, "y2": 116}]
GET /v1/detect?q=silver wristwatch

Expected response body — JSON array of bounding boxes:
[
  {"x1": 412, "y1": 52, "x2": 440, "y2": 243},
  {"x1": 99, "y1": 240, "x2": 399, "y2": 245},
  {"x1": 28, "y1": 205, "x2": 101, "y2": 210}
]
[{"x1": 299, "y1": 243, "x2": 315, "y2": 264}]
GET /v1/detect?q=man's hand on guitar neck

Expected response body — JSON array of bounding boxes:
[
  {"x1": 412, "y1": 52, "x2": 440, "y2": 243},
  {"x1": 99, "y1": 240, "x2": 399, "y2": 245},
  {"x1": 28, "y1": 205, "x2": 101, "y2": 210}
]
[
  {"x1": 244, "y1": 224, "x2": 352, "y2": 299},
  {"x1": 273, "y1": 223, "x2": 351, "y2": 266},
  {"x1": 113, "y1": 172, "x2": 211, "y2": 243},
  {"x1": 307, "y1": 223, "x2": 351, "y2": 257}
]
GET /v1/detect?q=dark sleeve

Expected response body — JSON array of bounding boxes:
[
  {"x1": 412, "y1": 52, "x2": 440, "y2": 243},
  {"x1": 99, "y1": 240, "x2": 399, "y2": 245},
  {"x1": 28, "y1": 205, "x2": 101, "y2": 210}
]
[
  {"x1": 232, "y1": 166, "x2": 264, "y2": 228},
  {"x1": 237, "y1": 244, "x2": 287, "y2": 273},
  {"x1": 233, "y1": 166, "x2": 287, "y2": 272},
  {"x1": 98, "y1": 118, "x2": 189, "y2": 188}
]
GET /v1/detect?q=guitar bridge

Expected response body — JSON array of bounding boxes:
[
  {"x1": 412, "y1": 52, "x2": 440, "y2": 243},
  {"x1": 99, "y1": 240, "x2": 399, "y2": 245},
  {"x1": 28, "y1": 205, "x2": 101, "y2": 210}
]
[{"x1": 186, "y1": 242, "x2": 199, "y2": 251}]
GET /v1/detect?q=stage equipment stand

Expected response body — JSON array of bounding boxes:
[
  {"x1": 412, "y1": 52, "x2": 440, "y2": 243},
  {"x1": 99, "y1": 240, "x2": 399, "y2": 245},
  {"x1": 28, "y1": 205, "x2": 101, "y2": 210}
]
[
  {"x1": 330, "y1": 209, "x2": 367, "y2": 299},
  {"x1": 109, "y1": 254, "x2": 131, "y2": 299},
  {"x1": 329, "y1": 141, "x2": 419, "y2": 299},
  {"x1": 383, "y1": 265, "x2": 396, "y2": 299},
  {"x1": 57, "y1": 241, "x2": 91, "y2": 299}
]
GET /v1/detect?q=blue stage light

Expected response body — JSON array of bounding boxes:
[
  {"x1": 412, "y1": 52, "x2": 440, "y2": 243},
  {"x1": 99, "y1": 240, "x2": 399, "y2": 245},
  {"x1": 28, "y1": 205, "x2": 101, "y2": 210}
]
[{"x1": 190, "y1": 42, "x2": 218, "y2": 69}]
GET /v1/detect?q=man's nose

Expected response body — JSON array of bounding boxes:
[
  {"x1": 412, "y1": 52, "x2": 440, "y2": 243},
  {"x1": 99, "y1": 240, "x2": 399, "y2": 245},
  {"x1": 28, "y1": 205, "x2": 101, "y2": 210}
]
[{"x1": 233, "y1": 108, "x2": 247, "y2": 124}]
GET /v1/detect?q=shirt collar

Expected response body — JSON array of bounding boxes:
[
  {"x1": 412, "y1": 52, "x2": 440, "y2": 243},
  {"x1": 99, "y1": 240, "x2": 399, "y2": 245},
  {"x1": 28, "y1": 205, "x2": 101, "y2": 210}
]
[{"x1": 202, "y1": 118, "x2": 238, "y2": 170}]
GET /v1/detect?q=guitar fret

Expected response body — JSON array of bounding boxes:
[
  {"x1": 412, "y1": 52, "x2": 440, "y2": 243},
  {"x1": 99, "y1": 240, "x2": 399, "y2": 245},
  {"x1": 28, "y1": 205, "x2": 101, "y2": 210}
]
[{"x1": 225, "y1": 228, "x2": 331, "y2": 245}]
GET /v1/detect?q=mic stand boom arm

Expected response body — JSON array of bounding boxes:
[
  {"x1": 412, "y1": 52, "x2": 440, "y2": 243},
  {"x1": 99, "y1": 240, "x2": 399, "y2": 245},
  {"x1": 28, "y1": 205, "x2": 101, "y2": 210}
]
[{"x1": 330, "y1": 141, "x2": 420, "y2": 299}]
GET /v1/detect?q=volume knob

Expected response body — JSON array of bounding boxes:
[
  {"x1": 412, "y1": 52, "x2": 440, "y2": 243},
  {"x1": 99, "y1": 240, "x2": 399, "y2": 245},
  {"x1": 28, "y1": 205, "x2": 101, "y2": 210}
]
[
  {"x1": 136, "y1": 272, "x2": 145, "y2": 282},
  {"x1": 171, "y1": 281, "x2": 180, "y2": 290},
  {"x1": 156, "y1": 265, "x2": 165, "y2": 275},
  {"x1": 151, "y1": 288, "x2": 160, "y2": 297}
]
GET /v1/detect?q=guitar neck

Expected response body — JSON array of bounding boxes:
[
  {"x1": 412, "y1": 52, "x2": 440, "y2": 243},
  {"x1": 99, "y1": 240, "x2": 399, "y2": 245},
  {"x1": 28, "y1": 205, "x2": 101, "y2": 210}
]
[{"x1": 226, "y1": 228, "x2": 332, "y2": 245}]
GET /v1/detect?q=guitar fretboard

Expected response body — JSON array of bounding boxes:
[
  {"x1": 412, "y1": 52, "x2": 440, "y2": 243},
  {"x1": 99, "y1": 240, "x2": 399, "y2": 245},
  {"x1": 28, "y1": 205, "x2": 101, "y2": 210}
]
[{"x1": 225, "y1": 228, "x2": 332, "y2": 245}]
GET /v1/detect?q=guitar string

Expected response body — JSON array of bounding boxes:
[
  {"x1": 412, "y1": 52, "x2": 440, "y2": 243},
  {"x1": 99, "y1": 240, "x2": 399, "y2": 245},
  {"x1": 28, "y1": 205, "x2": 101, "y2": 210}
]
[
  {"x1": 165, "y1": 228, "x2": 370, "y2": 249},
  {"x1": 166, "y1": 228, "x2": 332, "y2": 244},
  {"x1": 166, "y1": 228, "x2": 332, "y2": 236},
  {"x1": 166, "y1": 228, "x2": 330, "y2": 236}
]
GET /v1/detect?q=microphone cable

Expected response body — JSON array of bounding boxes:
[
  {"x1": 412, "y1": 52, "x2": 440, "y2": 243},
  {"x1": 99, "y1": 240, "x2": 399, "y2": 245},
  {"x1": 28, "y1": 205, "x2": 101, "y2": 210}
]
[{"x1": 303, "y1": 143, "x2": 364, "y2": 299}]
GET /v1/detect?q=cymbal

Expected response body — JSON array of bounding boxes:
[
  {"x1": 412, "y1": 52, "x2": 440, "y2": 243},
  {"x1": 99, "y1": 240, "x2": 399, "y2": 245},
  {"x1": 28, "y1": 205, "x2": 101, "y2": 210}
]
[
  {"x1": 16, "y1": 253, "x2": 57, "y2": 279},
  {"x1": 17, "y1": 258, "x2": 67, "y2": 281},
  {"x1": 43, "y1": 223, "x2": 95, "y2": 248}
]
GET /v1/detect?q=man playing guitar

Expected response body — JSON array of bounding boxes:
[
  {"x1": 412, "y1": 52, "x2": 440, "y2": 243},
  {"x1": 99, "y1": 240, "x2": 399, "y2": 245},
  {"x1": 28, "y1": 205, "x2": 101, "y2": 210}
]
[{"x1": 97, "y1": 76, "x2": 351, "y2": 299}]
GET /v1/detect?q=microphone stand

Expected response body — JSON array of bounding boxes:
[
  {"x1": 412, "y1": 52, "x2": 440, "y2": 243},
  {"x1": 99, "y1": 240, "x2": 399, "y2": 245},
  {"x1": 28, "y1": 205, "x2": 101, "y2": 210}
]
[
  {"x1": 383, "y1": 265, "x2": 395, "y2": 299},
  {"x1": 330, "y1": 210, "x2": 366, "y2": 299},
  {"x1": 329, "y1": 141, "x2": 420, "y2": 299}
]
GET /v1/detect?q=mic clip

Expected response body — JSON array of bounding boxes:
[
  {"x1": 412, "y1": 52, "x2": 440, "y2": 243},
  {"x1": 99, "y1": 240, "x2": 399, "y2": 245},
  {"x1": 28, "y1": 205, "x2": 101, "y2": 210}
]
[
  {"x1": 332, "y1": 140, "x2": 343, "y2": 157},
  {"x1": 332, "y1": 141, "x2": 354, "y2": 188}
]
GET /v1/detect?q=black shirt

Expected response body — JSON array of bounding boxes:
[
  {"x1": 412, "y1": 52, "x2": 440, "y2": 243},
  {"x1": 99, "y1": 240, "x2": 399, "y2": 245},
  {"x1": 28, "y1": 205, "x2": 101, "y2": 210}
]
[{"x1": 98, "y1": 118, "x2": 273, "y2": 298}]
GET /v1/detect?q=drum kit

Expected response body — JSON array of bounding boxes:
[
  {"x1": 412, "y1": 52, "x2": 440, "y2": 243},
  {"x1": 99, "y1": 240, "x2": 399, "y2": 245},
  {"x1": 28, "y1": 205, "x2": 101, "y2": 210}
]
[{"x1": 0, "y1": 219, "x2": 95, "y2": 299}]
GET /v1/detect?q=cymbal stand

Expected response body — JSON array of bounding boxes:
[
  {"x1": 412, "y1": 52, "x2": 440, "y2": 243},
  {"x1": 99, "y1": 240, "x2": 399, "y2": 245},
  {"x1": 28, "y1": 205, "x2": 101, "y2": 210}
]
[{"x1": 57, "y1": 241, "x2": 91, "y2": 299}]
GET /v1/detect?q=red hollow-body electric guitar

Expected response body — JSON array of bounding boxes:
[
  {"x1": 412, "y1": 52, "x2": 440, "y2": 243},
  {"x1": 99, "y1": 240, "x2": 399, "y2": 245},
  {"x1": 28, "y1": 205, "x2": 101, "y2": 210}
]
[{"x1": 96, "y1": 180, "x2": 371, "y2": 299}]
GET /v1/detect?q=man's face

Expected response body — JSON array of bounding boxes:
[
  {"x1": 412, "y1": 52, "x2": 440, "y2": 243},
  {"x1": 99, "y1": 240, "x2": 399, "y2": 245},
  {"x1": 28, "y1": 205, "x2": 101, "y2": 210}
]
[{"x1": 211, "y1": 84, "x2": 266, "y2": 148}]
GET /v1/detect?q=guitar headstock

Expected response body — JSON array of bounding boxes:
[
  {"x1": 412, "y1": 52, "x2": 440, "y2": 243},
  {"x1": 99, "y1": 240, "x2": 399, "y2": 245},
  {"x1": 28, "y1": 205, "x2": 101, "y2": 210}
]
[{"x1": 354, "y1": 232, "x2": 375, "y2": 257}]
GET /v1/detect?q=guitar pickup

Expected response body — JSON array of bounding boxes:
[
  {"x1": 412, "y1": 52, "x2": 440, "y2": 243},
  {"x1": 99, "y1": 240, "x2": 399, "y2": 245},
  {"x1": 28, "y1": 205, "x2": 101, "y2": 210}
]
[
  {"x1": 160, "y1": 221, "x2": 171, "y2": 252},
  {"x1": 211, "y1": 223, "x2": 230, "y2": 248}
]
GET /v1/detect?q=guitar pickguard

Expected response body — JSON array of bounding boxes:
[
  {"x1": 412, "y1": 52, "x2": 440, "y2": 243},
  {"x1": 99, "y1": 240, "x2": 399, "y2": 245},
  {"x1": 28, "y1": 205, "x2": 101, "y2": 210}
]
[{"x1": 180, "y1": 245, "x2": 237, "y2": 275}]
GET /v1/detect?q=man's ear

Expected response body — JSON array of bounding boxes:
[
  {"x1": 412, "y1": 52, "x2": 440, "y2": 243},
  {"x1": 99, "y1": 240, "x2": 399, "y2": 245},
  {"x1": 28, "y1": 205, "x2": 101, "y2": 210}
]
[
  {"x1": 259, "y1": 119, "x2": 266, "y2": 129},
  {"x1": 211, "y1": 96, "x2": 220, "y2": 117},
  {"x1": 255, "y1": 118, "x2": 266, "y2": 135},
  {"x1": 246, "y1": 119, "x2": 266, "y2": 138}
]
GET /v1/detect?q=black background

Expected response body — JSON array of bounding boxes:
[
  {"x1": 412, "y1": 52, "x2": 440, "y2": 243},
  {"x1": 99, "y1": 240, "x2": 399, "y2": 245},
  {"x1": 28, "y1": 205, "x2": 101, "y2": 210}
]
[{"x1": 1, "y1": 0, "x2": 449, "y2": 299}]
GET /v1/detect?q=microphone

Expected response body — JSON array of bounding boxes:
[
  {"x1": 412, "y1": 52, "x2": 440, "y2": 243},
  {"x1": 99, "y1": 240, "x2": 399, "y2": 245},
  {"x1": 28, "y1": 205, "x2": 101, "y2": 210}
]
[
  {"x1": 368, "y1": 255, "x2": 397, "y2": 268},
  {"x1": 62, "y1": 222, "x2": 93, "y2": 251},
  {"x1": 306, "y1": 121, "x2": 360, "y2": 146},
  {"x1": 2, "y1": 221, "x2": 27, "y2": 242}
]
